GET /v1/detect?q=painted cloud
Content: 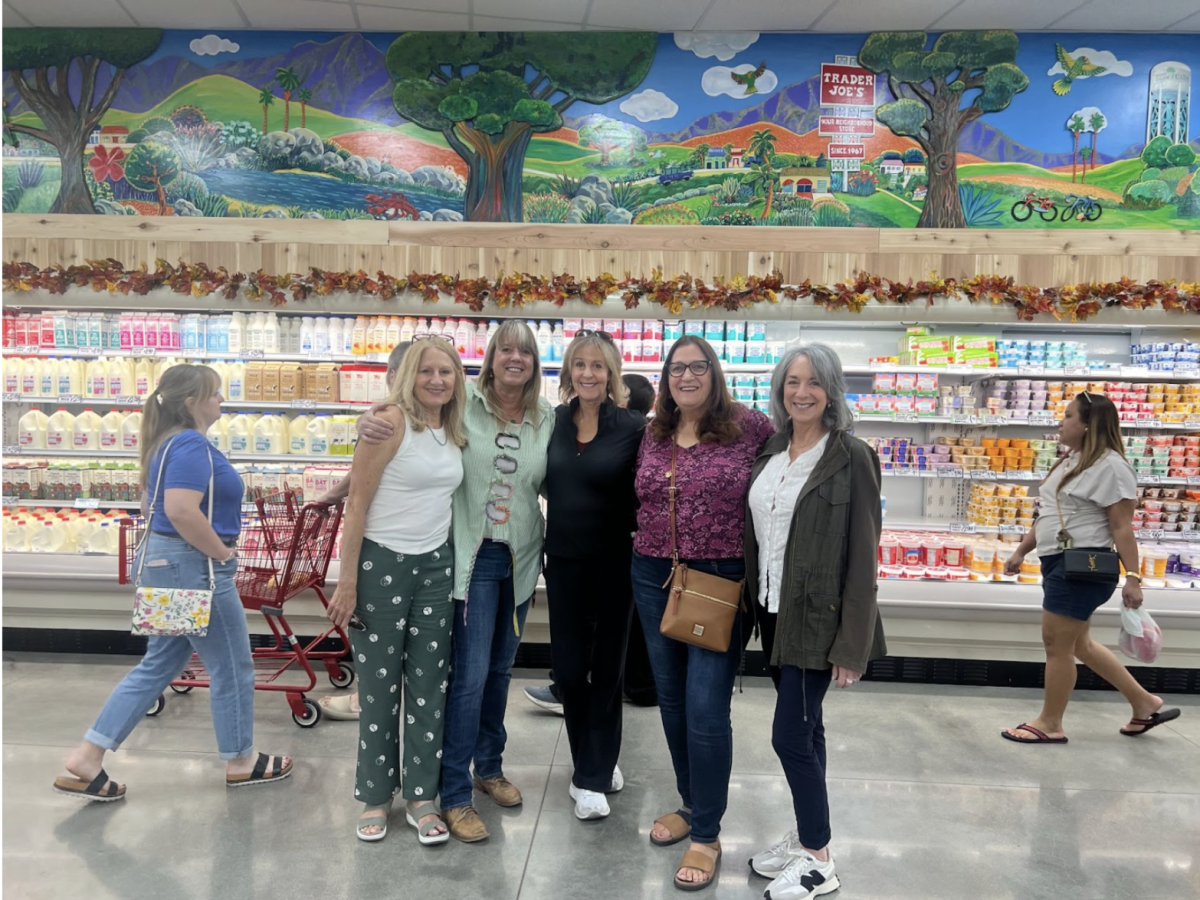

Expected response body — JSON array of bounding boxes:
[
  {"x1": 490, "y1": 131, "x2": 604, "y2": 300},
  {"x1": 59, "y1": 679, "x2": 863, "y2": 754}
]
[
  {"x1": 620, "y1": 89, "x2": 679, "y2": 123},
  {"x1": 190, "y1": 35, "x2": 241, "y2": 56},
  {"x1": 702, "y1": 64, "x2": 778, "y2": 99},
  {"x1": 1047, "y1": 48, "x2": 1132, "y2": 78},
  {"x1": 674, "y1": 32, "x2": 759, "y2": 61}
]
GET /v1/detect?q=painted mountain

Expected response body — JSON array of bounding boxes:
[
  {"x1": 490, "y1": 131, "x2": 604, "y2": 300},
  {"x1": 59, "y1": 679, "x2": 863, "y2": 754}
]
[{"x1": 630, "y1": 75, "x2": 1120, "y2": 169}]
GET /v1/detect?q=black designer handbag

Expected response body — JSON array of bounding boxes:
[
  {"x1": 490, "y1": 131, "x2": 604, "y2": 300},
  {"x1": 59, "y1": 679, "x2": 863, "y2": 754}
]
[{"x1": 1053, "y1": 484, "x2": 1120, "y2": 583}]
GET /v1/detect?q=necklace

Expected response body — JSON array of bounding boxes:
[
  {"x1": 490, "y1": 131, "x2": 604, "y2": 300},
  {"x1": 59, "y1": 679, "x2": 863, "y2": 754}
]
[{"x1": 428, "y1": 425, "x2": 447, "y2": 446}]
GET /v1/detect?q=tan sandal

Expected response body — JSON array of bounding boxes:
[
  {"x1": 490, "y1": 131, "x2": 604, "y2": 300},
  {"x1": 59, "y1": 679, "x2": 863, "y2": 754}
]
[
  {"x1": 673, "y1": 842, "x2": 721, "y2": 892},
  {"x1": 650, "y1": 809, "x2": 692, "y2": 846}
]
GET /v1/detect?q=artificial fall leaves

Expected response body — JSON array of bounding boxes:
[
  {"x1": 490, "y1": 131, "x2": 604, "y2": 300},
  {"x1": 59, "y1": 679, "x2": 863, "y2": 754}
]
[{"x1": 3, "y1": 260, "x2": 1198, "y2": 322}]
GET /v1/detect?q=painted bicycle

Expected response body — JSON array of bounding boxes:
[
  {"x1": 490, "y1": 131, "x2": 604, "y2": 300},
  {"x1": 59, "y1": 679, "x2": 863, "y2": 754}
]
[
  {"x1": 1010, "y1": 191, "x2": 1058, "y2": 222},
  {"x1": 1060, "y1": 194, "x2": 1103, "y2": 222}
]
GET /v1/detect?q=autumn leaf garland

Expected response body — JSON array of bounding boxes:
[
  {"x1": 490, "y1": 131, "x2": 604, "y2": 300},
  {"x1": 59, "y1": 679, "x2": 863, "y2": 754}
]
[{"x1": 3, "y1": 260, "x2": 1198, "y2": 322}]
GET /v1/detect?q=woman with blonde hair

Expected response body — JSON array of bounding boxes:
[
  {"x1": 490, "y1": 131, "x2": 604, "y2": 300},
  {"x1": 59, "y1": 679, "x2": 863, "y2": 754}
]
[
  {"x1": 1002, "y1": 392, "x2": 1180, "y2": 744},
  {"x1": 357, "y1": 319, "x2": 553, "y2": 843},
  {"x1": 53, "y1": 365, "x2": 292, "y2": 801},
  {"x1": 326, "y1": 337, "x2": 467, "y2": 843},
  {"x1": 544, "y1": 330, "x2": 646, "y2": 820}
]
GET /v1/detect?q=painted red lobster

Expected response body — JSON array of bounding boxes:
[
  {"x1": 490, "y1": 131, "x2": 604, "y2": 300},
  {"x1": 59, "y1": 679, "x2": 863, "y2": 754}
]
[{"x1": 364, "y1": 192, "x2": 419, "y2": 221}]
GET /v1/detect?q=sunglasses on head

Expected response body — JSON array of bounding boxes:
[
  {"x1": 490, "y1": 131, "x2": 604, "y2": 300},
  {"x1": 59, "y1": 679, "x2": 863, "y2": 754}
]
[
  {"x1": 574, "y1": 329, "x2": 615, "y2": 343},
  {"x1": 412, "y1": 334, "x2": 454, "y2": 344}
]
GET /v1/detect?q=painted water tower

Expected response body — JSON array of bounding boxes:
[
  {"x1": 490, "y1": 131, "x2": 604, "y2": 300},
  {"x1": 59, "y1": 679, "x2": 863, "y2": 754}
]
[{"x1": 1146, "y1": 62, "x2": 1191, "y2": 145}]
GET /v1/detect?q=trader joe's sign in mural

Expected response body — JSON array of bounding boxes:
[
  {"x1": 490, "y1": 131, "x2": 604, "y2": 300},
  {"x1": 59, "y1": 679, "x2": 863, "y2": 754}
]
[{"x1": 3, "y1": 28, "x2": 1197, "y2": 228}]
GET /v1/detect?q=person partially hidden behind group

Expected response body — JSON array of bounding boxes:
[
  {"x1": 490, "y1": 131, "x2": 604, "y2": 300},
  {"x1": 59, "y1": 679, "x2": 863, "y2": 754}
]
[{"x1": 325, "y1": 338, "x2": 467, "y2": 843}]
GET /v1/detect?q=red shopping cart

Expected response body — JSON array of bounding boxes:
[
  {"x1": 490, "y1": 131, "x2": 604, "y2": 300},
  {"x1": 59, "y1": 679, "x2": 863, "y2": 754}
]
[{"x1": 119, "y1": 492, "x2": 351, "y2": 727}]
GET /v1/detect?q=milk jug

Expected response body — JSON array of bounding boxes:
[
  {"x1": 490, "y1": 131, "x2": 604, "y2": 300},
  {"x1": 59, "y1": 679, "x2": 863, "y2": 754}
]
[
  {"x1": 107, "y1": 357, "x2": 135, "y2": 398},
  {"x1": 99, "y1": 409, "x2": 124, "y2": 450},
  {"x1": 74, "y1": 517, "x2": 104, "y2": 553},
  {"x1": 46, "y1": 408, "x2": 76, "y2": 449},
  {"x1": 305, "y1": 415, "x2": 332, "y2": 456},
  {"x1": 19, "y1": 357, "x2": 39, "y2": 396},
  {"x1": 3, "y1": 515, "x2": 30, "y2": 552},
  {"x1": 227, "y1": 413, "x2": 259, "y2": 454},
  {"x1": 18, "y1": 408, "x2": 49, "y2": 449},
  {"x1": 72, "y1": 408, "x2": 102, "y2": 451},
  {"x1": 207, "y1": 413, "x2": 231, "y2": 452},
  {"x1": 39, "y1": 357, "x2": 56, "y2": 397},
  {"x1": 29, "y1": 519, "x2": 68, "y2": 553},
  {"x1": 54, "y1": 357, "x2": 84, "y2": 397},
  {"x1": 288, "y1": 415, "x2": 311, "y2": 454},
  {"x1": 227, "y1": 359, "x2": 246, "y2": 401},
  {"x1": 121, "y1": 410, "x2": 143, "y2": 451},
  {"x1": 4, "y1": 355, "x2": 21, "y2": 393},
  {"x1": 253, "y1": 414, "x2": 286, "y2": 454},
  {"x1": 85, "y1": 357, "x2": 107, "y2": 399},
  {"x1": 135, "y1": 358, "x2": 154, "y2": 398}
]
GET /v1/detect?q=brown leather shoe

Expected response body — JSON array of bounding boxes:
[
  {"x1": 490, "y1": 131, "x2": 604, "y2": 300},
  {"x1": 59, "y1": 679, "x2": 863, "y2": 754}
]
[
  {"x1": 443, "y1": 805, "x2": 489, "y2": 843},
  {"x1": 473, "y1": 774, "x2": 523, "y2": 807}
]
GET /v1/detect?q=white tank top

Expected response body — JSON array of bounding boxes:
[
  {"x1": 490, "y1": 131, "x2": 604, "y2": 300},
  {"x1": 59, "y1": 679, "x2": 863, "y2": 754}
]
[{"x1": 363, "y1": 414, "x2": 463, "y2": 555}]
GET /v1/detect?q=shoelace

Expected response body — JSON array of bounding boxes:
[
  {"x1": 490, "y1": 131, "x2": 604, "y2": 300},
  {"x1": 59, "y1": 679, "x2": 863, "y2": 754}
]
[
  {"x1": 764, "y1": 830, "x2": 800, "y2": 859},
  {"x1": 776, "y1": 851, "x2": 826, "y2": 885}
]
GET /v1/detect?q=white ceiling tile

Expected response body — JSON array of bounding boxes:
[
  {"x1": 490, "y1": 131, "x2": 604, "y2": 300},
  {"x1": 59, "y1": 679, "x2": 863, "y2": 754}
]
[
  {"x1": 237, "y1": 0, "x2": 356, "y2": 30},
  {"x1": 1048, "y1": 0, "x2": 1200, "y2": 30},
  {"x1": 473, "y1": 16, "x2": 585, "y2": 30},
  {"x1": 8, "y1": 0, "x2": 135, "y2": 27},
  {"x1": 474, "y1": 0, "x2": 588, "y2": 22},
  {"x1": 586, "y1": 0, "x2": 705, "y2": 31},
  {"x1": 353, "y1": 0, "x2": 469, "y2": 12},
  {"x1": 697, "y1": 0, "x2": 831, "y2": 32},
  {"x1": 932, "y1": 0, "x2": 1064, "y2": 31},
  {"x1": 355, "y1": 4, "x2": 470, "y2": 29},
  {"x1": 814, "y1": 0, "x2": 962, "y2": 31},
  {"x1": 118, "y1": 0, "x2": 247, "y2": 29}
]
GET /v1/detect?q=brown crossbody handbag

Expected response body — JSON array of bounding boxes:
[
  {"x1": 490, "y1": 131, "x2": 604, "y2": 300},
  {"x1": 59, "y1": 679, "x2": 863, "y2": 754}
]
[{"x1": 659, "y1": 440, "x2": 746, "y2": 652}]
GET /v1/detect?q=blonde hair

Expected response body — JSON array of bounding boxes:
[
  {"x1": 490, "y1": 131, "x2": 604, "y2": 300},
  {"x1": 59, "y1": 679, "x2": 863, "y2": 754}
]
[
  {"x1": 477, "y1": 319, "x2": 543, "y2": 425},
  {"x1": 138, "y1": 364, "x2": 221, "y2": 488},
  {"x1": 385, "y1": 339, "x2": 468, "y2": 447},
  {"x1": 558, "y1": 333, "x2": 628, "y2": 405}
]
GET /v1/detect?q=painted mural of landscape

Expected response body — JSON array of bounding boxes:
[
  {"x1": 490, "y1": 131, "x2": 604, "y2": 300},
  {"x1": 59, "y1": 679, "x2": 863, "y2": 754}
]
[{"x1": 3, "y1": 29, "x2": 1197, "y2": 228}]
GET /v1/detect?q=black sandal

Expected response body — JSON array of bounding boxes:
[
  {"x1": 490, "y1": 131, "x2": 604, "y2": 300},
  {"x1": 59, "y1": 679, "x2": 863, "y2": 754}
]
[
  {"x1": 52, "y1": 768, "x2": 126, "y2": 802},
  {"x1": 226, "y1": 752, "x2": 293, "y2": 787},
  {"x1": 1121, "y1": 708, "x2": 1181, "y2": 736}
]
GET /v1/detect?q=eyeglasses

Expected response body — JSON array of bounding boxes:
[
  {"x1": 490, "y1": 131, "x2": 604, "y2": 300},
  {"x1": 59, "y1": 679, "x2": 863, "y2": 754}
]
[
  {"x1": 667, "y1": 360, "x2": 712, "y2": 378},
  {"x1": 574, "y1": 329, "x2": 615, "y2": 343},
  {"x1": 413, "y1": 333, "x2": 454, "y2": 344}
]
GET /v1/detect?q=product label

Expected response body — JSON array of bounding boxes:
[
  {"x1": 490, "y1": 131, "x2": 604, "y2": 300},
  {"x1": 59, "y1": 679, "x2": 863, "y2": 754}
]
[
  {"x1": 231, "y1": 437, "x2": 248, "y2": 452},
  {"x1": 255, "y1": 437, "x2": 271, "y2": 452},
  {"x1": 101, "y1": 433, "x2": 118, "y2": 449},
  {"x1": 123, "y1": 434, "x2": 139, "y2": 450},
  {"x1": 47, "y1": 432, "x2": 63, "y2": 447},
  {"x1": 310, "y1": 438, "x2": 328, "y2": 453},
  {"x1": 291, "y1": 438, "x2": 306, "y2": 453},
  {"x1": 948, "y1": 523, "x2": 976, "y2": 534}
]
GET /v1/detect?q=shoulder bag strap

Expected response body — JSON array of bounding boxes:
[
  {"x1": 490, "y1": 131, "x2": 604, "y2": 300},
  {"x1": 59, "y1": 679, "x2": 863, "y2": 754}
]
[{"x1": 668, "y1": 439, "x2": 679, "y2": 567}]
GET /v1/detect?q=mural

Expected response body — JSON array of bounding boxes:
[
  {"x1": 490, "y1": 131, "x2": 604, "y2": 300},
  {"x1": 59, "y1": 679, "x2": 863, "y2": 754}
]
[{"x1": 3, "y1": 28, "x2": 1197, "y2": 228}]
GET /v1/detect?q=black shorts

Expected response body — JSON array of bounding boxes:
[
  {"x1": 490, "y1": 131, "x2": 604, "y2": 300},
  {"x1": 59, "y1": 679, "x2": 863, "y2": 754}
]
[{"x1": 1040, "y1": 551, "x2": 1118, "y2": 622}]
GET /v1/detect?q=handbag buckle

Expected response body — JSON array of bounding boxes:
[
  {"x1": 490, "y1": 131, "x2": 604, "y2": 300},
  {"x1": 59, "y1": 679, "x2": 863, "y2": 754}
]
[{"x1": 692, "y1": 624, "x2": 705, "y2": 636}]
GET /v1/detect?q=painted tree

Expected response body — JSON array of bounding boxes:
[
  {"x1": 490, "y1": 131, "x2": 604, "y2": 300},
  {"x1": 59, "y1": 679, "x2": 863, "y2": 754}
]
[
  {"x1": 577, "y1": 116, "x2": 646, "y2": 166},
  {"x1": 748, "y1": 128, "x2": 777, "y2": 165},
  {"x1": 693, "y1": 142, "x2": 712, "y2": 168},
  {"x1": 297, "y1": 87, "x2": 313, "y2": 130},
  {"x1": 275, "y1": 67, "x2": 302, "y2": 132},
  {"x1": 1067, "y1": 114, "x2": 1085, "y2": 182},
  {"x1": 1141, "y1": 136, "x2": 1172, "y2": 169},
  {"x1": 124, "y1": 141, "x2": 180, "y2": 215},
  {"x1": 1088, "y1": 110, "x2": 1106, "y2": 174},
  {"x1": 902, "y1": 148, "x2": 926, "y2": 164},
  {"x1": 858, "y1": 30, "x2": 1029, "y2": 228},
  {"x1": 3, "y1": 28, "x2": 163, "y2": 213},
  {"x1": 386, "y1": 32, "x2": 657, "y2": 222},
  {"x1": 745, "y1": 159, "x2": 781, "y2": 218},
  {"x1": 258, "y1": 86, "x2": 275, "y2": 135},
  {"x1": 723, "y1": 142, "x2": 734, "y2": 165},
  {"x1": 1079, "y1": 145, "x2": 1092, "y2": 181}
]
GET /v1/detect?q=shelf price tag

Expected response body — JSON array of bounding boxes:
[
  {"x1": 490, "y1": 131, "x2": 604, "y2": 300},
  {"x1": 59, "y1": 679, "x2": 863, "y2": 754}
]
[
  {"x1": 289, "y1": 399, "x2": 317, "y2": 409},
  {"x1": 950, "y1": 414, "x2": 979, "y2": 425},
  {"x1": 946, "y1": 365, "x2": 975, "y2": 375},
  {"x1": 1028, "y1": 415, "x2": 1057, "y2": 427},
  {"x1": 3, "y1": 393, "x2": 21, "y2": 403},
  {"x1": 18, "y1": 345, "x2": 41, "y2": 355},
  {"x1": 982, "y1": 415, "x2": 1007, "y2": 427},
  {"x1": 869, "y1": 361, "x2": 890, "y2": 370},
  {"x1": 1139, "y1": 529, "x2": 1164, "y2": 540},
  {"x1": 891, "y1": 468, "x2": 917, "y2": 477},
  {"x1": 893, "y1": 413, "x2": 919, "y2": 423},
  {"x1": 1184, "y1": 420, "x2": 1200, "y2": 431},
  {"x1": 1017, "y1": 365, "x2": 1045, "y2": 376},
  {"x1": 1007, "y1": 416, "x2": 1029, "y2": 426},
  {"x1": 113, "y1": 395, "x2": 140, "y2": 404},
  {"x1": 948, "y1": 523, "x2": 976, "y2": 534},
  {"x1": 132, "y1": 347, "x2": 157, "y2": 357},
  {"x1": 1187, "y1": 476, "x2": 1200, "y2": 487},
  {"x1": 933, "y1": 467, "x2": 963, "y2": 480},
  {"x1": 74, "y1": 498, "x2": 101, "y2": 509},
  {"x1": 1062, "y1": 366, "x2": 1088, "y2": 377},
  {"x1": 1141, "y1": 475, "x2": 1161, "y2": 485},
  {"x1": 3, "y1": 445, "x2": 21, "y2": 455},
  {"x1": 970, "y1": 470, "x2": 993, "y2": 480},
  {"x1": 1138, "y1": 418, "x2": 1163, "y2": 429},
  {"x1": 57, "y1": 394, "x2": 83, "y2": 404},
  {"x1": 243, "y1": 348, "x2": 265, "y2": 360},
  {"x1": 1121, "y1": 365, "x2": 1150, "y2": 377},
  {"x1": 998, "y1": 524, "x2": 1026, "y2": 535}
]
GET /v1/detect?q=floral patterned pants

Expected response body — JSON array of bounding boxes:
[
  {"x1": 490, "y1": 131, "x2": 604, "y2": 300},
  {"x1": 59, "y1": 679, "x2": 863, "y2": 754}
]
[{"x1": 350, "y1": 537, "x2": 454, "y2": 806}]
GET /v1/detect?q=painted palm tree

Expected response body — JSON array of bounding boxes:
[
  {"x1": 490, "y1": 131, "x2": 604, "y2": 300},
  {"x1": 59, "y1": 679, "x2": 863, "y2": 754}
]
[
  {"x1": 723, "y1": 142, "x2": 734, "y2": 165},
  {"x1": 1067, "y1": 114, "x2": 1085, "y2": 183},
  {"x1": 693, "y1": 142, "x2": 711, "y2": 168},
  {"x1": 749, "y1": 128, "x2": 777, "y2": 166},
  {"x1": 258, "y1": 86, "x2": 275, "y2": 135},
  {"x1": 1079, "y1": 146, "x2": 1092, "y2": 182},
  {"x1": 275, "y1": 67, "x2": 302, "y2": 132},
  {"x1": 1088, "y1": 110, "x2": 1107, "y2": 175},
  {"x1": 746, "y1": 160, "x2": 781, "y2": 219},
  {"x1": 297, "y1": 87, "x2": 313, "y2": 130}
]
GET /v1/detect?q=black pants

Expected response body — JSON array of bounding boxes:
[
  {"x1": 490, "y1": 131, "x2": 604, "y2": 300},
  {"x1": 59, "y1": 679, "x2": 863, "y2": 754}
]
[
  {"x1": 550, "y1": 610, "x2": 656, "y2": 706},
  {"x1": 545, "y1": 553, "x2": 633, "y2": 793}
]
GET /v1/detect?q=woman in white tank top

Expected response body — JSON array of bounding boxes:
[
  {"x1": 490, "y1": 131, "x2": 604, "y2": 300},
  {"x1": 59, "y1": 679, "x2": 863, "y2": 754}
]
[{"x1": 326, "y1": 338, "x2": 467, "y2": 845}]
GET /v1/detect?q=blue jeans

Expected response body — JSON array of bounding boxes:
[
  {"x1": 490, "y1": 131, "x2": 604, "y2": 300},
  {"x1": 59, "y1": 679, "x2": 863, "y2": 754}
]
[
  {"x1": 87, "y1": 533, "x2": 254, "y2": 760},
  {"x1": 439, "y1": 540, "x2": 531, "y2": 810},
  {"x1": 631, "y1": 552, "x2": 746, "y2": 845}
]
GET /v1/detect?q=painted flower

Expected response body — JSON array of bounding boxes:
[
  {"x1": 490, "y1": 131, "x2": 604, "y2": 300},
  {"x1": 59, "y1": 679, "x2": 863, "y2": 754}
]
[{"x1": 87, "y1": 144, "x2": 126, "y2": 183}]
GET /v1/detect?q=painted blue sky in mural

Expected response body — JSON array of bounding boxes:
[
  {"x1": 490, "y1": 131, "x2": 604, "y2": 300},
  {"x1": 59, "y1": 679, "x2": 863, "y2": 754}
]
[{"x1": 144, "y1": 29, "x2": 1198, "y2": 158}]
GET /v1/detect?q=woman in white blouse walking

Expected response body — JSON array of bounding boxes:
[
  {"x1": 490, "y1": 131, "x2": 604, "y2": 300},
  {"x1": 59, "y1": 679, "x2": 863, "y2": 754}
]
[{"x1": 1002, "y1": 392, "x2": 1180, "y2": 744}]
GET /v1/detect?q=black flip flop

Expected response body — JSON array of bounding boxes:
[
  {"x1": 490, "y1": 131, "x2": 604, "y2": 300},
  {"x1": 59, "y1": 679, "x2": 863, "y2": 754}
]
[
  {"x1": 226, "y1": 752, "x2": 293, "y2": 787},
  {"x1": 52, "y1": 768, "x2": 126, "y2": 802},
  {"x1": 1001, "y1": 723, "x2": 1068, "y2": 744},
  {"x1": 1121, "y1": 708, "x2": 1181, "y2": 736}
]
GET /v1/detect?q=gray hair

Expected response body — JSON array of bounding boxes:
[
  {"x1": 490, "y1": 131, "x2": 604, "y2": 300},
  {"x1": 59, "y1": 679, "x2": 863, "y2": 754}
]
[{"x1": 769, "y1": 342, "x2": 855, "y2": 433}]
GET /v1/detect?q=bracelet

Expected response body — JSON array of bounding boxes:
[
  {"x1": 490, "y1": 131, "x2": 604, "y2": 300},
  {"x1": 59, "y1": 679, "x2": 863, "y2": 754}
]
[{"x1": 1125, "y1": 571, "x2": 1142, "y2": 582}]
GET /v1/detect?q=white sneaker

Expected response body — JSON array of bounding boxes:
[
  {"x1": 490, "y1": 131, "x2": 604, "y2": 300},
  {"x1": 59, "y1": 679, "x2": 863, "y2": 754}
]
[
  {"x1": 764, "y1": 851, "x2": 839, "y2": 900},
  {"x1": 608, "y1": 764, "x2": 624, "y2": 793},
  {"x1": 749, "y1": 830, "x2": 802, "y2": 878},
  {"x1": 568, "y1": 783, "x2": 610, "y2": 820}
]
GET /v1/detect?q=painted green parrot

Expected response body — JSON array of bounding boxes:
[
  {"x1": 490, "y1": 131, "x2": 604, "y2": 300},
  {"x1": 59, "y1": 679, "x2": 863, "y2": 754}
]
[
  {"x1": 731, "y1": 61, "x2": 768, "y2": 95},
  {"x1": 1052, "y1": 44, "x2": 1107, "y2": 96}
]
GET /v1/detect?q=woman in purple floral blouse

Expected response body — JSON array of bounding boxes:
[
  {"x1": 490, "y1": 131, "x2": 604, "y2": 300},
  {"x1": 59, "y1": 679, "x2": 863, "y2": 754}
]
[{"x1": 631, "y1": 335, "x2": 775, "y2": 891}]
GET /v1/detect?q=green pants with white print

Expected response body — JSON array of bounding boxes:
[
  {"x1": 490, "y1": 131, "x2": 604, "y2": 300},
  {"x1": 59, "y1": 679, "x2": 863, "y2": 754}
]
[{"x1": 350, "y1": 537, "x2": 454, "y2": 806}]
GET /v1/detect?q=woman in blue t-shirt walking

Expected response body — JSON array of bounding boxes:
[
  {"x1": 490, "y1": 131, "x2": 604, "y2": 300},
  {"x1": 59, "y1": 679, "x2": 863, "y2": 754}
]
[{"x1": 53, "y1": 365, "x2": 293, "y2": 801}]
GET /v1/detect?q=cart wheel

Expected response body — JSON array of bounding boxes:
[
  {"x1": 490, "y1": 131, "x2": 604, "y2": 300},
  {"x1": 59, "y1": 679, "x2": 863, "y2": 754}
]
[
  {"x1": 146, "y1": 694, "x2": 165, "y2": 717},
  {"x1": 292, "y1": 698, "x2": 321, "y2": 728},
  {"x1": 330, "y1": 662, "x2": 355, "y2": 689}
]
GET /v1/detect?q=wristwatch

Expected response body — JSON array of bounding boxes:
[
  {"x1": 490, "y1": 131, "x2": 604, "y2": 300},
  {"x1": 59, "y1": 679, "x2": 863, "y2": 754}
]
[{"x1": 1124, "y1": 571, "x2": 1142, "y2": 582}]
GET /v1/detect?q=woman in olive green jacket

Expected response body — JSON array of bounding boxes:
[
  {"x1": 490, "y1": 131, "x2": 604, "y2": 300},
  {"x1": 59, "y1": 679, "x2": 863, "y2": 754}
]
[{"x1": 742, "y1": 343, "x2": 885, "y2": 900}]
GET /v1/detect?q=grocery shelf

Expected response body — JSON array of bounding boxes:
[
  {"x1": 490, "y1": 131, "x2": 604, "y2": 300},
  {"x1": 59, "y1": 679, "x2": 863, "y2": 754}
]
[
  {"x1": 1, "y1": 497, "x2": 141, "y2": 510},
  {"x1": 883, "y1": 519, "x2": 1197, "y2": 541},
  {"x1": 879, "y1": 467, "x2": 1200, "y2": 487},
  {"x1": 2, "y1": 447, "x2": 351, "y2": 464}
]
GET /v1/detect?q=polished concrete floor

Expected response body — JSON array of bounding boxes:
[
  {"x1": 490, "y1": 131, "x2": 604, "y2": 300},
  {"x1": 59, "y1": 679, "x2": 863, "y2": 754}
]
[{"x1": 3, "y1": 651, "x2": 1199, "y2": 900}]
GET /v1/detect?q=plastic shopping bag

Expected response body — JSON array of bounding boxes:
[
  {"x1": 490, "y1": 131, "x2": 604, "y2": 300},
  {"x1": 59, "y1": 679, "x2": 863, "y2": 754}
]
[{"x1": 1119, "y1": 607, "x2": 1163, "y2": 664}]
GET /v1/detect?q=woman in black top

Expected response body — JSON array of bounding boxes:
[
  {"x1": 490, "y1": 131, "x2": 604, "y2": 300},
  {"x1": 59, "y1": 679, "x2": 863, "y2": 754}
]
[{"x1": 544, "y1": 330, "x2": 646, "y2": 822}]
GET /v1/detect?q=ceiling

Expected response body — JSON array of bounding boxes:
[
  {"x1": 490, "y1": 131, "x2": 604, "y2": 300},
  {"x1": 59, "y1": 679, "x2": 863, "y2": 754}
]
[{"x1": 4, "y1": 0, "x2": 1200, "y2": 32}]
